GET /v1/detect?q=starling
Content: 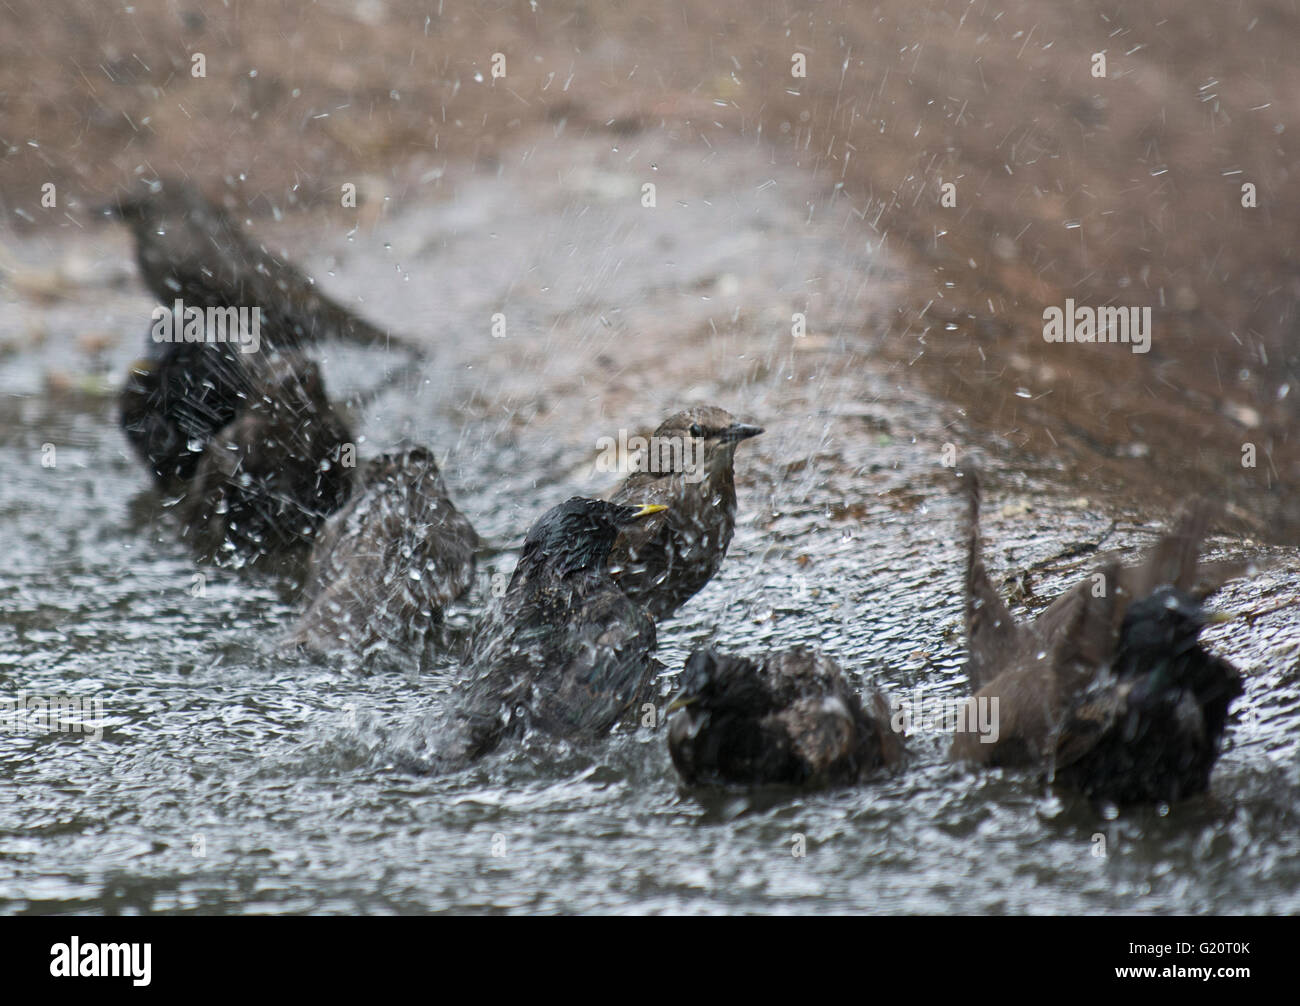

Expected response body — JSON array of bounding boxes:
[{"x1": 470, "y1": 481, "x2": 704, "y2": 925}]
[
  {"x1": 178, "y1": 354, "x2": 355, "y2": 566},
  {"x1": 119, "y1": 330, "x2": 255, "y2": 487},
  {"x1": 102, "y1": 178, "x2": 414, "y2": 354},
  {"x1": 455, "y1": 497, "x2": 667, "y2": 759},
  {"x1": 287, "y1": 447, "x2": 480, "y2": 661},
  {"x1": 666, "y1": 646, "x2": 903, "y2": 788},
  {"x1": 607, "y1": 406, "x2": 763, "y2": 620},
  {"x1": 950, "y1": 469, "x2": 1244, "y2": 805}
]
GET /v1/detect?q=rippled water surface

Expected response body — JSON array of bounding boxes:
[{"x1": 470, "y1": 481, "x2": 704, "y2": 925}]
[{"x1": 2, "y1": 137, "x2": 1298, "y2": 914}]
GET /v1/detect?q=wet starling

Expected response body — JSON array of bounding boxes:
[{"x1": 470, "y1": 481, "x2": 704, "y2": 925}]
[
  {"x1": 118, "y1": 331, "x2": 255, "y2": 487},
  {"x1": 287, "y1": 447, "x2": 480, "y2": 660},
  {"x1": 455, "y1": 497, "x2": 667, "y2": 759},
  {"x1": 666, "y1": 646, "x2": 903, "y2": 788},
  {"x1": 607, "y1": 406, "x2": 762, "y2": 620},
  {"x1": 102, "y1": 178, "x2": 412, "y2": 353},
  {"x1": 951, "y1": 470, "x2": 1244, "y2": 805},
  {"x1": 178, "y1": 354, "x2": 355, "y2": 566}
]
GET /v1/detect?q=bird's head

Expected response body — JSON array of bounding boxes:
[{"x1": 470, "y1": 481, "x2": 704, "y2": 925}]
[
  {"x1": 518, "y1": 497, "x2": 666, "y2": 579},
  {"x1": 646, "y1": 406, "x2": 763, "y2": 479},
  {"x1": 666, "y1": 647, "x2": 775, "y2": 777},
  {"x1": 95, "y1": 178, "x2": 174, "y2": 224},
  {"x1": 667, "y1": 647, "x2": 767, "y2": 717},
  {"x1": 95, "y1": 177, "x2": 229, "y2": 232},
  {"x1": 1118, "y1": 585, "x2": 1229, "y2": 668}
]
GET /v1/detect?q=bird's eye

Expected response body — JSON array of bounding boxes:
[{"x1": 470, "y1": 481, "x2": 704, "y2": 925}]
[{"x1": 689, "y1": 423, "x2": 704, "y2": 439}]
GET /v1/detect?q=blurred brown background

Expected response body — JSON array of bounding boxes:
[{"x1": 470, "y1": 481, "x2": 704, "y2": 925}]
[{"x1": 3, "y1": 0, "x2": 1297, "y2": 539}]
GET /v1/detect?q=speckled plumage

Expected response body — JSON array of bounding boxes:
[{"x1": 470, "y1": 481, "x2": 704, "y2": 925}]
[
  {"x1": 288, "y1": 448, "x2": 479, "y2": 661},
  {"x1": 178, "y1": 355, "x2": 355, "y2": 566},
  {"x1": 456, "y1": 498, "x2": 664, "y2": 759},
  {"x1": 951, "y1": 469, "x2": 1244, "y2": 805},
  {"x1": 667, "y1": 647, "x2": 903, "y2": 788},
  {"x1": 607, "y1": 406, "x2": 762, "y2": 620}
]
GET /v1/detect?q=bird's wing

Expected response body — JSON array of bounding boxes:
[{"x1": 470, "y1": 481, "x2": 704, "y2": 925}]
[
  {"x1": 1190, "y1": 559, "x2": 1265, "y2": 601},
  {"x1": 959, "y1": 470, "x2": 1027, "y2": 692},
  {"x1": 864, "y1": 689, "x2": 907, "y2": 767},
  {"x1": 951, "y1": 659, "x2": 1062, "y2": 766},
  {"x1": 531, "y1": 590, "x2": 657, "y2": 738},
  {"x1": 1120, "y1": 499, "x2": 1218, "y2": 599},
  {"x1": 1034, "y1": 557, "x2": 1123, "y2": 685},
  {"x1": 453, "y1": 600, "x2": 554, "y2": 757}
]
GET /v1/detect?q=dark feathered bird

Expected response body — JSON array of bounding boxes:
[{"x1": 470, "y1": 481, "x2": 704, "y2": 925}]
[
  {"x1": 287, "y1": 447, "x2": 479, "y2": 660},
  {"x1": 101, "y1": 178, "x2": 413, "y2": 354},
  {"x1": 951, "y1": 469, "x2": 1244, "y2": 805},
  {"x1": 666, "y1": 647, "x2": 903, "y2": 788},
  {"x1": 607, "y1": 406, "x2": 762, "y2": 620},
  {"x1": 118, "y1": 330, "x2": 255, "y2": 487},
  {"x1": 455, "y1": 497, "x2": 666, "y2": 759},
  {"x1": 178, "y1": 355, "x2": 355, "y2": 566}
]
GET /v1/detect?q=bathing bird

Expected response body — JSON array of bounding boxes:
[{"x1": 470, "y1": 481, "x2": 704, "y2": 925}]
[
  {"x1": 179, "y1": 354, "x2": 355, "y2": 566},
  {"x1": 102, "y1": 178, "x2": 415, "y2": 354},
  {"x1": 288, "y1": 447, "x2": 479, "y2": 661},
  {"x1": 607, "y1": 406, "x2": 762, "y2": 620},
  {"x1": 456, "y1": 497, "x2": 666, "y2": 758},
  {"x1": 951, "y1": 469, "x2": 1244, "y2": 805},
  {"x1": 666, "y1": 646, "x2": 903, "y2": 787}
]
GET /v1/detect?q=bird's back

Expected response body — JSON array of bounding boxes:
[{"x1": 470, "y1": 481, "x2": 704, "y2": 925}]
[
  {"x1": 459, "y1": 572, "x2": 656, "y2": 756},
  {"x1": 179, "y1": 357, "x2": 354, "y2": 562},
  {"x1": 290, "y1": 452, "x2": 479, "y2": 657},
  {"x1": 669, "y1": 648, "x2": 901, "y2": 787}
]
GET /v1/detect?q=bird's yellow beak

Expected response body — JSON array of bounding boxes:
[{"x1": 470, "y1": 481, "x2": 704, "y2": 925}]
[
  {"x1": 1204, "y1": 609, "x2": 1234, "y2": 625},
  {"x1": 632, "y1": 504, "x2": 667, "y2": 519},
  {"x1": 666, "y1": 694, "x2": 698, "y2": 713}
]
